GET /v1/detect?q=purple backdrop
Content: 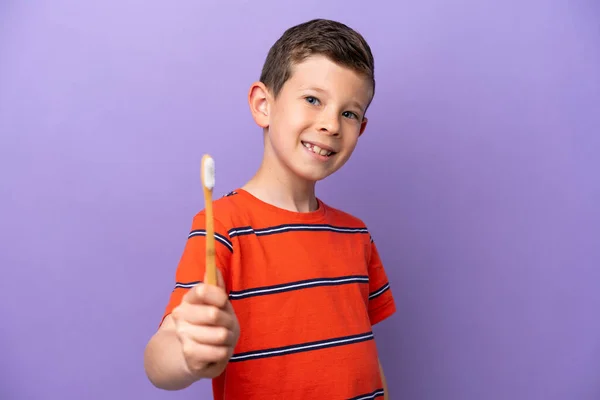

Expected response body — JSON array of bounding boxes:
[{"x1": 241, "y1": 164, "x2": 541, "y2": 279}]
[{"x1": 1, "y1": 1, "x2": 599, "y2": 399}]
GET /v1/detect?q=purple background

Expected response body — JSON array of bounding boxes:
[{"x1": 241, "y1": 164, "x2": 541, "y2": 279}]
[{"x1": 1, "y1": 1, "x2": 599, "y2": 399}]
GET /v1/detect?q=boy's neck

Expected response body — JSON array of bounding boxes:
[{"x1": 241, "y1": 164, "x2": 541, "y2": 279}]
[{"x1": 242, "y1": 155, "x2": 319, "y2": 213}]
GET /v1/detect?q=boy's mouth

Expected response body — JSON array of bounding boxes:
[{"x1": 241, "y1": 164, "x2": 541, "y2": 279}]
[{"x1": 301, "y1": 141, "x2": 336, "y2": 157}]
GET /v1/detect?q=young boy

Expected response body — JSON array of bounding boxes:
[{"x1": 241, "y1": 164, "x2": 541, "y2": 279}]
[{"x1": 144, "y1": 18, "x2": 396, "y2": 399}]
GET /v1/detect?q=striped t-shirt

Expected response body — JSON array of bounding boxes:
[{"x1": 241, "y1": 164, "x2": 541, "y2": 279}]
[{"x1": 162, "y1": 188, "x2": 396, "y2": 399}]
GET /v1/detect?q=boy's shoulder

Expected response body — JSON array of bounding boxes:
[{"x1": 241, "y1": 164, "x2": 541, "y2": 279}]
[
  {"x1": 319, "y1": 199, "x2": 369, "y2": 229},
  {"x1": 197, "y1": 189, "x2": 250, "y2": 227}
]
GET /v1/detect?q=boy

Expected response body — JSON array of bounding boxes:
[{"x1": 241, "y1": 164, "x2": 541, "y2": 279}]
[{"x1": 144, "y1": 18, "x2": 396, "y2": 399}]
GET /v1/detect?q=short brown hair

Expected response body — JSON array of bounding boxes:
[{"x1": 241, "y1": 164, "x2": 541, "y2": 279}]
[{"x1": 259, "y1": 19, "x2": 375, "y2": 100}]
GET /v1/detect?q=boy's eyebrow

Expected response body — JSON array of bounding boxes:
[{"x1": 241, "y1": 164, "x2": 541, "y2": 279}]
[
  {"x1": 344, "y1": 99, "x2": 367, "y2": 114},
  {"x1": 349, "y1": 100, "x2": 366, "y2": 113},
  {"x1": 301, "y1": 86, "x2": 327, "y2": 94}
]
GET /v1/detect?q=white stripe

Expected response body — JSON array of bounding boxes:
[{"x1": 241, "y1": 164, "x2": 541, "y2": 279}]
[
  {"x1": 215, "y1": 236, "x2": 233, "y2": 251},
  {"x1": 354, "y1": 389, "x2": 385, "y2": 400},
  {"x1": 230, "y1": 333, "x2": 373, "y2": 361},
  {"x1": 369, "y1": 283, "x2": 390, "y2": 299},
  {"x1": 229, "y1": 227, "x2": 254, "y2": 236},
  {"x1": 175, "y1": 282, "x2": 197, "y2": 289},
  {"x1": 229, "y1": 277, "x2": 369, "y2": 299},
  {"x1": 257, "y1": 225, "x2": 367, "y2": 235},
  {"x1": 188, "y1": 231, "x2": 233, "y2": 251}
]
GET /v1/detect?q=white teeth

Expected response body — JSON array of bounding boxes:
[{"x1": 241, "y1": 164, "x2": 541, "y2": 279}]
[{"x1": 302, "y1": 141, "x2": 333, "y2": 157}]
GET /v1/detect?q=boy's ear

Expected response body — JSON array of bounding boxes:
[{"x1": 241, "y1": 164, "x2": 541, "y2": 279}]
[
  {"x1": 358, "y1": 116, "x2": 368, "y2": 136},
  {"x1": 248, "y1": 81, "x2": 270, "y2": 128}
]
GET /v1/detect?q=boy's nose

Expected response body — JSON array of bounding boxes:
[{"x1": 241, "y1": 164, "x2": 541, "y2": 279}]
[{"x1": 318, "y1": 115, "x2": 340, "y2": 136}]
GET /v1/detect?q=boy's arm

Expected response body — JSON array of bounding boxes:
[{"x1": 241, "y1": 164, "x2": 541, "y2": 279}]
[
  {"x1": 367, "y1": 235, "x2": 394, "y2": 400},
  {"x1": 366, "y1": 235, "x2": 396, "y2": 326},
  {"x1": 145, "y1": 270, "x2": 239, "y2": 390},
  {"x1": 144, "y1": 315, "x2": 199, "y2": 390},
  {"x1": 145, "y1": 212, "x2": 236, "y2": 390},
  {"x1": 379, "y1": 359, "x2": 389, "y2": 400}
]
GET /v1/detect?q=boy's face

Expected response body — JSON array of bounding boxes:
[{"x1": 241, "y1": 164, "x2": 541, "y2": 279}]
[{"x1": 250, "y1": 55, "x2": 372, "y2": 184}]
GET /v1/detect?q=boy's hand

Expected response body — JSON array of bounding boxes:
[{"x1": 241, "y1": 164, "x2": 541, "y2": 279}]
[{"x1": 171, "y1": 268, "x2": 240, "y2": 379}]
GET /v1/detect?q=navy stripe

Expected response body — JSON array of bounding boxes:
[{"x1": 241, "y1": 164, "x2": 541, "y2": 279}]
[
  {"x1": 175, "y1": 281, "x2": 389, "y2": 301},
  {"x1": 188, "y1": 229, "x2": 233, "y2": 252},
  {"x1": 227, "y1": 226, "x2": 254, "y2": 237},
  {"x1": 228, "y1": 224, "x2": 369, "y2": 238},
  {"x1": 229, "y1": 331, "x2": 374, "y2": 362},
  {"x1": 348, "y1": 389, "x2": 385, "y2": 400},
  {"x1": 229, "y1": 275, "x2": 369, "y2": 300},
  {"x1": 174, "y1": 281, "x2": 201, "y2": 289},
  {"x1": 369, "y1": 283, "x2": 390, "y2": 300}
]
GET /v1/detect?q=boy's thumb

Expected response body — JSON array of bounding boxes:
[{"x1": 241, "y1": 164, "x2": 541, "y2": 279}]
[{"x1": 204, "y1": 266, "x2": 226, "y2": 289}]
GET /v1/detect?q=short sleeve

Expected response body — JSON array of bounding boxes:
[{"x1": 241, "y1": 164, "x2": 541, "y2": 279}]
[
  {"x1": 367, "y1": 237, "x2": 396, "y2": 325},
  {"x1": 160, "y1": 212, "x2": 234, "y2": 324}
]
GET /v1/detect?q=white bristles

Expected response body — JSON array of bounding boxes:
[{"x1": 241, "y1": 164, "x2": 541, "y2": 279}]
[{"x1": 203, "y1": 156, "x2": 215, "y2": 190}]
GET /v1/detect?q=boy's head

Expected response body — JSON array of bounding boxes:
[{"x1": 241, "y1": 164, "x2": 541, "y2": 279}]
[{"x1": 248, "y1": 19, "x2": 375, "y2": 184}]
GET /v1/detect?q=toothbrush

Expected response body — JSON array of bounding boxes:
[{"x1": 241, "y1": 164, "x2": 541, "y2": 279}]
[{"x1": 201, "y1": 154, "x2": 217, "y2": 286}]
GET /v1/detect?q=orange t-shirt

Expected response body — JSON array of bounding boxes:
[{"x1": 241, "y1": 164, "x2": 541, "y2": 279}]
[{"x1": 162, "y1": 189, "x2": 396, "y2": 399}]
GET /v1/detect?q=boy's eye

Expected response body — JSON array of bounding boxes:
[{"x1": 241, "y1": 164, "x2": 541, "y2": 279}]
[
  {"x1": 342, "y1": 111, "x2": 358, "y2": 119},
  {"x1": 305, "y1": 96, "x2": 320, "y2": 105}
]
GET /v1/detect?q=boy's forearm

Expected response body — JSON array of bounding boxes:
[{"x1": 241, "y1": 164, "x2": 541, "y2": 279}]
[
  {"x1": 379, "y1": 359, "x2": 389, "y2": 400},
  {"x1": 144, "y1": 328, "x2": 199, "y2": 390}
]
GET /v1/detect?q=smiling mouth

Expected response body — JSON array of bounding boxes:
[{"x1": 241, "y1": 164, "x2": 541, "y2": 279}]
[{"x1": 301, "y1": 141, "x2": 336, "y2": 157}]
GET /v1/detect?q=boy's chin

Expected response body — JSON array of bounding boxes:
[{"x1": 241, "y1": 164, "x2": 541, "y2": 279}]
[
  {"x1": 281, "y1": 154, "x2": 347, "y2": 184},
  {"x1": 294, "y1": 167, "x2": 337, "y2": 183}
]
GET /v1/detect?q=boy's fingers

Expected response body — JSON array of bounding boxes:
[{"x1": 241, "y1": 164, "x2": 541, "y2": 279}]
[
  {"x1": 176, "y1": 304, "x2": 236, "y2": 328},
  {"x1": 179, "y1": 323, "x2": 236, "y2": 346},
  {"x1": 180, "y1": 340, "x2": 231, "y2": 367},
  {"x1": 183, "y1": 283, "x2": 229, "y2": 309}
]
